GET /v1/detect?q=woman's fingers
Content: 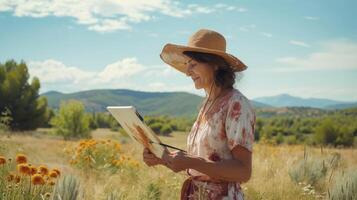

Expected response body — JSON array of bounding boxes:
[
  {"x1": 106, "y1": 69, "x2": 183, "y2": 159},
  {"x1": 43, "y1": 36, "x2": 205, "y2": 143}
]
[
  {"x1": 162, "y1": 150, "x2": 172, "y2": 163},
  {"x1": 144, "y1": 147, "x2": 153, "y2": 154},
  {"x1": 143, "y1": 148, "x2": 164, "y2": 167}
]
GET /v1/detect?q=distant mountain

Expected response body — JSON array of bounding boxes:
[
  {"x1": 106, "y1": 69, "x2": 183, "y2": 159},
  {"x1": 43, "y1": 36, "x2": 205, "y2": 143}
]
[
  {"x1": 251, "y1": 101, "x2": 273, "y2": 109},
  {"x1": 42, "y1": 89, "x2": 270, "y2": 117},
  {"x1": 253, "y1": 94, "x2": 356, "y2": 109},
  {"x1": 325, "y1": 102, "x2": 357, "y2": 110}
]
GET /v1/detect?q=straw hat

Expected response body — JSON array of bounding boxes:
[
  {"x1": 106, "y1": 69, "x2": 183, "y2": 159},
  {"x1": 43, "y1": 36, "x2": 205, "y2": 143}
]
[{"x1": 160, "y1": 29, "x2": 247, "y2": 74}]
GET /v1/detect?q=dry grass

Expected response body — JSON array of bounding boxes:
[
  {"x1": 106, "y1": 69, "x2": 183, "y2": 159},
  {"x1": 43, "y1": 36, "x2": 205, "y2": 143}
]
[{"x1": 1, "y1": 129, "x2": 356, "y2": 200}]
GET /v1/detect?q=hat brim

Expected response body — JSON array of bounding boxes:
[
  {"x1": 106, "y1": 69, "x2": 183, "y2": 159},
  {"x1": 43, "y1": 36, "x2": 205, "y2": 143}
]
[{"x1": 160, "y1": 43, "x2": 247, "y2": 74}]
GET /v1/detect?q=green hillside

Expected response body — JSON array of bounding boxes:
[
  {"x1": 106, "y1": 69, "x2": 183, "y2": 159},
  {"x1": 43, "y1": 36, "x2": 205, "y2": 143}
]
[
  {"x1": 42, "y1": 89, "x2": 203, "y2": 117},
  {"x1": 42, "y1": 89, "x2": 270, "y2": 117}
]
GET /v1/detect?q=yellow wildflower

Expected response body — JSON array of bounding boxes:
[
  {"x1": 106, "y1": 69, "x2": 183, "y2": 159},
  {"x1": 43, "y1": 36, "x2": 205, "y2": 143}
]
[
  {"x1": 52, "y1": 168, "x2": 61, "y2": 176},
  {"x1": 30, "y1": 166, "x2": 37, "y2": 175},
  {"x1": 0, "y1": 156, "x2": 6, "y2": 165},
  {"x1": 31, "y1": 174, "x2": 45, "y2": 185},
  {"x1": 15, "y1": 154, "x2": 27, "y2": 164},
  {"x1": 17, "y1": 163, "x2": 31, "y2": 175},
  {"x1": 49, "y1": 170, "x2": 58, "y2": 178},
  {"x1": 38, "y1": 165, "x2": 49, "y2": 176}
]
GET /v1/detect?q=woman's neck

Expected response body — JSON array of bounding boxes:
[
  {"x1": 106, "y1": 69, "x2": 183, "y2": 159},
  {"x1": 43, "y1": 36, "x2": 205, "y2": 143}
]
[{"x1": 205, "y1": 84, "x2": 226, "y2": 101}]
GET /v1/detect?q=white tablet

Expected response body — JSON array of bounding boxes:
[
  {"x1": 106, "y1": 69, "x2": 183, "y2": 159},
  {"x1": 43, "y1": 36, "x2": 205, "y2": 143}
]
[{"x1": 107, "y1": 106, "x2": 185, "y2": 159}]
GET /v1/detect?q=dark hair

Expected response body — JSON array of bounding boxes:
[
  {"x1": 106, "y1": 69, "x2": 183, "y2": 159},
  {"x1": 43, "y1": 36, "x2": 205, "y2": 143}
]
[{"x1": 183, "y1": 51, "x2": 236, "y2": 89}]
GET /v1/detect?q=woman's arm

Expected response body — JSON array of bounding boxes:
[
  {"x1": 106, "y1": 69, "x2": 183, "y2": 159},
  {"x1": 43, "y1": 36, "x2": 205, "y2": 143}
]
[{"x1": 164, "y1": 145, "x2": 252, "y2": 183}]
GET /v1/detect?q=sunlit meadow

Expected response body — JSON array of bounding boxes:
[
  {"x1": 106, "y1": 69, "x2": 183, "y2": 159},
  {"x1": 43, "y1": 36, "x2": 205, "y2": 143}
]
[{"x1": 1, "y1": 129, "x2": 356, "y2": 200}]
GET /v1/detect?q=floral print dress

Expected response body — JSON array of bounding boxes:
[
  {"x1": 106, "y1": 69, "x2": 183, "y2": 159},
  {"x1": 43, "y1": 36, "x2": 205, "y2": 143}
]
[{"x1": 184, "y1": 88, "x2": 255, "y2": 200}]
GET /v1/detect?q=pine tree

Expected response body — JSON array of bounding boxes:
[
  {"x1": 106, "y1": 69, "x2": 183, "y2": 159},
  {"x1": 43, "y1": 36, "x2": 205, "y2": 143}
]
[{"x1": 0, "y1": 60, "x2": 50, "y2": 130}]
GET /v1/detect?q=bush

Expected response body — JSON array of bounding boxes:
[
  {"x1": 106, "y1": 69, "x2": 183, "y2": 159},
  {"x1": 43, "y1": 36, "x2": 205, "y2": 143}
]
[
  {"x1": 254, "y1": 118, "x2": 264, "y2": 141},
  {"x1": 66, "y1": 139, "x2": 139, "y2": 173},
  {"x1": 52, "y1": 175, "x2": 80, "y2": 200},
  {"x1": 149, "y1": 122, "x2": 163, "y2": 135},
  {"x1": 88, "y1": 112, "x2": 98, "y2": 130},
  {"x1": 285, "y1": 135, "x2": 297, "y2": 145},
  {"x1": 288, "y1": 153, "x2": 328, "y2": 187},
  {"x1": 160, "y1": 124, "x2": 173, "y2": 136},
  {"x1": 51, "y1": 100, "x2": 91, "y2": 140},
  {"x1": 275, "y1": 132, "x2": 284, "y2": 144},
  {"x1": 328, "y1": 169, "x2": 357, "y2": 200},
  {"x1": 335, "y1": 127, "x2": 354, "y2": 146},
  {"x1": 314, "y1": 119, "x2": 338, "y2": 146}
]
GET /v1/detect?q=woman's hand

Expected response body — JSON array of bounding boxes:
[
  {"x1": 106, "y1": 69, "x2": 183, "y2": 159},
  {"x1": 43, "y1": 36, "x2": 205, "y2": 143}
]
[
  {"x1": 143, "y1": 148, "x2": 164, "y2": 167},
  {"x1": 162, "y1": 150, "x2": 192, "y2": 173}
]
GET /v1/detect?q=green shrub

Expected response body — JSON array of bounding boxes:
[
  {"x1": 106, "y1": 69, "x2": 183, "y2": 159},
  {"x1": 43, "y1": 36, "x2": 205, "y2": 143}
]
[
  {"x1": 335, "y1": 127, "x2": 354, "y2": 146},
  {"x1": 149, "y1": 122, "x2": 163, "y2": 134},
  {"x1": 275, "y1": 132, "x2": 284, "y2": 144},
  {"x1": 50, "y1": 100, "x2": 91, "y2": 140},
  {"x1": 52, "y1": 175, "x2": 80, "y2": 200},
  {"x1": 285, "y1": 135, "x2": 297, "y2": 145},
  {"x1": 160, "y1": 124, "x2": 173, "y2": 136},
  {"x1": 288, "y1": 153, "x2": 328, "y2": 187},
  {"x1": 314, "y1": 119, "x2": 338, "y2": 146}
]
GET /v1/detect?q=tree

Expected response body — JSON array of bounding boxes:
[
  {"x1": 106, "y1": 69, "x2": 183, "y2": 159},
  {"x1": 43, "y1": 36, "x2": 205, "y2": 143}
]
[
  {"x1": 50, "y1": 100, "x2": 91, "y2": 140},
  {"x1": 0, "y1": 60, "x2": 50, "y2": 130},
  {"x1": 314, "y1": 118, "x2": 338, "y2": 145}
]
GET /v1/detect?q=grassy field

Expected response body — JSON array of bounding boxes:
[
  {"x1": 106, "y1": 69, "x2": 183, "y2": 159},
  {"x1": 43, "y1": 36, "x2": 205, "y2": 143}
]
[{"x1": 1, "y1": 128, "x2": 356, "y2": 200}]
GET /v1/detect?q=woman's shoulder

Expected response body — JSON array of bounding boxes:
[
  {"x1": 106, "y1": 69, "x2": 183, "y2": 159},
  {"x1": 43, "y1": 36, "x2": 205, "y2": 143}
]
[
  {"x1": 229, "y1": 89, "x2": 254, "y2": 107},
  {"x1": 228, "y1": 88, "x2": 254, "y2": 112}
]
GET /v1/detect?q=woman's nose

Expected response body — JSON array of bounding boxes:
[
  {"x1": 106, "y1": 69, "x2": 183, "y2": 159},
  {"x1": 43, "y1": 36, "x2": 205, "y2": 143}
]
[
  {"x1": 186, "y1": 65, "x2": 193, "y2": 76},
  {"x1": 186, "y1": 66, "x2": 192, "y2": 76}
]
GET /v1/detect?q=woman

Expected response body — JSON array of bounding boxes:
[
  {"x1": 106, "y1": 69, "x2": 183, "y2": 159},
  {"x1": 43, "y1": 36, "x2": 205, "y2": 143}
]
[{"x1": 143, "y1": 29, "x2": 255, "y2": 200}]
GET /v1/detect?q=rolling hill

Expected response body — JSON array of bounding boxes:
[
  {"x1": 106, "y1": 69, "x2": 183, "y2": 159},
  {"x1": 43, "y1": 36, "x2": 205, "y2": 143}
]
[
  {"x1": 253, "y1": 94, "x2": 355, "y2": 109},
  {"x1": 41, "y1": 89, "x2": 270, "y2": 117},
  {"x1": 42, "y1": 90, "x2": 357, "y2": 117}
]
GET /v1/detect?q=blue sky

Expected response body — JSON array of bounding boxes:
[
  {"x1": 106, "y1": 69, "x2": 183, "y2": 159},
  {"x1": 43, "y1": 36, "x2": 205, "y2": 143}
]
[{"x1": 0, "y1": 0, "x2": 356, "y2": 101}]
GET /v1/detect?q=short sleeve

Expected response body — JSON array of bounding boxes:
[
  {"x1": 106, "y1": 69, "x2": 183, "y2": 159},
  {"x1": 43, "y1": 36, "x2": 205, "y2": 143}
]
[{"x1": 225, "y1": 95, "x2": 256, "y2": 152}]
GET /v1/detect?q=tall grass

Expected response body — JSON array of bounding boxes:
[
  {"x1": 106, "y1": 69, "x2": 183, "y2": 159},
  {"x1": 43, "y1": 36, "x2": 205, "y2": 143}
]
[
  {"x1": 328, "y1": 169, "x2": 357, "y2": 200},
  {"x1": 1, "y1": 129, "x2": 356, "y2": 200}
]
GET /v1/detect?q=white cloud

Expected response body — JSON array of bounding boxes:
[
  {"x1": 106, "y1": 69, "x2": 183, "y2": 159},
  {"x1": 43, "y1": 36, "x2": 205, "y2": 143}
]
[
  {"x1": 142, "y1": 66, "x2": 178, "y2": 78},
  {"x1": 27, "y1": 57, "x2": 197, "y2": 94},
  {"x1": 28, "y1": 58, "x2": 144, "y2": 87},
  {"x1": 187, "y1": 4, "x2": 214, "y2": 14},
  {"x1": 88, "y1": 19, "x2": 131, "y2": 32},
  {"x1": 239, "y1": 24, "x2": 256, "y2": 32},
  {"x1": 261, "y1": 32, "x2": 273, "y2": 38},
  {"x1": 98, "y1": 58, "x2": 144, "y2": 83},
  {"x1": 304, "y1": 16, "x2": 320, "y2": 21},
  {"x1": 275, "y1": 40, "x2": 357, "y2": 71},
  {"x1": 0, "y1": 1, "x2": 239, "y2": 33},
  {"x1": 28, "y1": 59, "x2": 95, "y2": 84},
  {"x1": 213, "y1": 4, "x2": 247, "y2": 12},
  {"x1": 289, "y1": 40, "x2": 310, "y2": 48}
]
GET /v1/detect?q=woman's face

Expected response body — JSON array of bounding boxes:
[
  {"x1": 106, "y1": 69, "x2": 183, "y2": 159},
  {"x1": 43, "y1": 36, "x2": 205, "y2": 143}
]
[{"x1": 186, "y1": 59, "x2": 216, "y2": 90}]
